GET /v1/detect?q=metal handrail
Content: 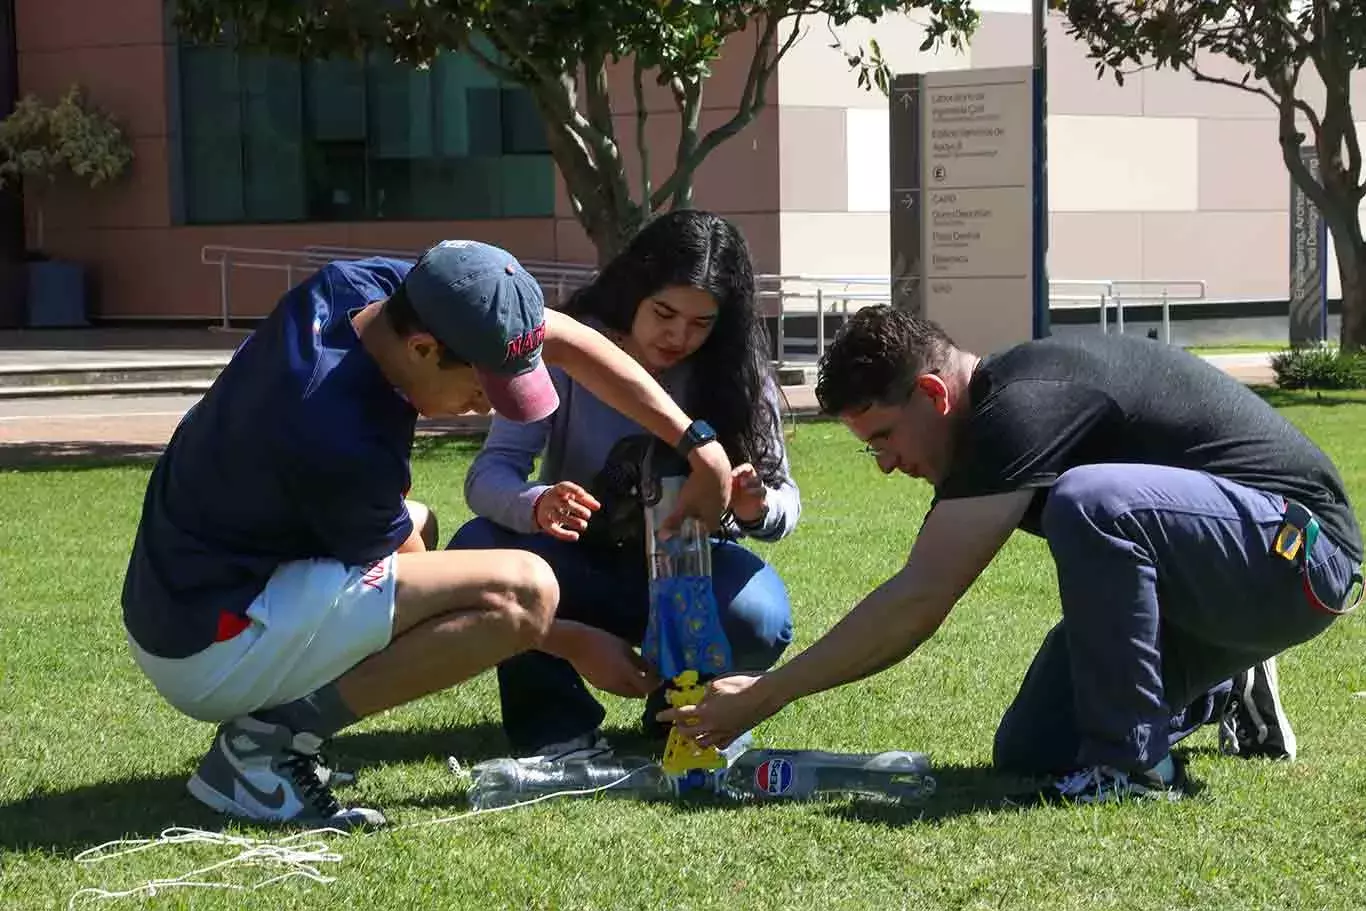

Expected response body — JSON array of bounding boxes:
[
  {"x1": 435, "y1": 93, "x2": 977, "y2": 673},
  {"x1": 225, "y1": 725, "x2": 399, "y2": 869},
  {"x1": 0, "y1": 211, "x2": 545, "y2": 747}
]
[{"x1": 200, "y1": 243, "x2": 1209, "y2": 355}]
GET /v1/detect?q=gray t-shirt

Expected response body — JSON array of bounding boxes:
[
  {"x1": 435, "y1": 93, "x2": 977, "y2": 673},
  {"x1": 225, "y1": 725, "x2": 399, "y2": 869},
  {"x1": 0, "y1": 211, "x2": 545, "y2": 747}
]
[{"x1": 936, "y1": 332, "x2": 1363, "y2": 563}]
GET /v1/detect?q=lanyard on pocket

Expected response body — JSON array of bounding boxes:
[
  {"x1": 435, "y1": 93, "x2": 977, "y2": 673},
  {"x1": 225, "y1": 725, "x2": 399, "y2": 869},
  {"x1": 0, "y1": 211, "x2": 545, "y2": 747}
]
[{"x1": 1273, "y1": 500, "x2": 1363, "y2": 616}]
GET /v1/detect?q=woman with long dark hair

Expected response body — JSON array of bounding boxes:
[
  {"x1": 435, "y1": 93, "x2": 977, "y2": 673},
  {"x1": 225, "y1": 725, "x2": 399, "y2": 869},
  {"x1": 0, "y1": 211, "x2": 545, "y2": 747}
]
[{"x1": 448, "y1": 209, "x2": 799, "y2": 758}]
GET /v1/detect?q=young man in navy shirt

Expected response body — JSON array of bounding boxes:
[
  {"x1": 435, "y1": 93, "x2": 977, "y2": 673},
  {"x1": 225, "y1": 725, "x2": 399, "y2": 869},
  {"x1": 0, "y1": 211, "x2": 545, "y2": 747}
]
[{"x1": 122, "y1": 240, "x2": 733, "y2": 828}]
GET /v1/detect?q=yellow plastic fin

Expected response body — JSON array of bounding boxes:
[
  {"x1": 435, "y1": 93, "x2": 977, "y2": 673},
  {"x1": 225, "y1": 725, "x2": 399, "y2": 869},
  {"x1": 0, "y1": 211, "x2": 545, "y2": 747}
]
[{"x1": 660, "y1": 670, "x2": 725, "y2": 776}]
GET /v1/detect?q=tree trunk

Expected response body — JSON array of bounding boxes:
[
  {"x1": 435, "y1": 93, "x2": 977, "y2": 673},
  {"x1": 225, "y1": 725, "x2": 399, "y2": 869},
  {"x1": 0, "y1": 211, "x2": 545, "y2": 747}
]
[
  {"x1": 1333, "y1": 232, "x2": 1366, "y2": 352},
  {"x1": 576, "y1": 208, "x2": 645, "y2": 266},
  {"x1": 1316, "y1": 183, "x2": 1366, "y2": 352}
]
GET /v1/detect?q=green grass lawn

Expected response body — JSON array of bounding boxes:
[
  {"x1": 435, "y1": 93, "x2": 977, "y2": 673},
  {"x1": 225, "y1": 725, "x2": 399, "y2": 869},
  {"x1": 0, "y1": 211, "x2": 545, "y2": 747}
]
[
  {"x1": 3, "y1": 391, "x2": 1365, "y2": 910},
  {"x1": 1183, "y1": 343, "x2": 1281, "y2": 355}
]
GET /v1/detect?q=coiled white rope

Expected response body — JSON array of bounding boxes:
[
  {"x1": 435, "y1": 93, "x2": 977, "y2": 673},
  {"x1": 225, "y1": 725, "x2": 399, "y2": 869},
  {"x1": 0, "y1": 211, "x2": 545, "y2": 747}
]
[{"x1": 66, "y1": 760, "x2": 657, "y2": 908}]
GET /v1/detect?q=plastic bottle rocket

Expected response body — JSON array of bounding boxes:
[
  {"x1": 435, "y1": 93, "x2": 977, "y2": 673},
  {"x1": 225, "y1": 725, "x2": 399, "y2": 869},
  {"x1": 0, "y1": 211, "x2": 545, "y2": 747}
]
[{"x1": 639, "y1": 440, "x2": 733, "y2": 782}]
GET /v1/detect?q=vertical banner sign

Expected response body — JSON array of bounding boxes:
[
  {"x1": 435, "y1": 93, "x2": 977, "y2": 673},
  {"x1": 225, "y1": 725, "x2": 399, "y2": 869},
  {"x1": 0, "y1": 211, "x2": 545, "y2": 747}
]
[
  {"x1": 889, "y1": 67, "x2": 1041, "y2": 356},
  {"x1": 889, "y1": 74, "x2": 923, "y2": 317},
  {"x1": 1288, "y1": 146, "x2": 1329, "y2": 345}
]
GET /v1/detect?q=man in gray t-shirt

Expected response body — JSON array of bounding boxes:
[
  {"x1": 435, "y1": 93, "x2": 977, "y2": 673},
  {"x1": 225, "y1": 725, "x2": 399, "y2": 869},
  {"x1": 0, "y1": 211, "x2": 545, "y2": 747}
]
[{"x1": 662, "y1": 306, "x2": 1363, "y2": 804}]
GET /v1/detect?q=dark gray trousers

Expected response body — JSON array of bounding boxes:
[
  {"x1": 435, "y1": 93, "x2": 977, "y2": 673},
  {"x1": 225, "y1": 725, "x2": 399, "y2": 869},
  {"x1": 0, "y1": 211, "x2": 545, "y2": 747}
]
[{"x1": 994, "y1": 463, "x2": 1357, "y2": 776}]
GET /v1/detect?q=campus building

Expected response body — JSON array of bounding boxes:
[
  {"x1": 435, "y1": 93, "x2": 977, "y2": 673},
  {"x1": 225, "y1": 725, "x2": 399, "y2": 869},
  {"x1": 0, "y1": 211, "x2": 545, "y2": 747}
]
[{"x1": 1, "y1": 0, "x2": 1360, "y2": 327}]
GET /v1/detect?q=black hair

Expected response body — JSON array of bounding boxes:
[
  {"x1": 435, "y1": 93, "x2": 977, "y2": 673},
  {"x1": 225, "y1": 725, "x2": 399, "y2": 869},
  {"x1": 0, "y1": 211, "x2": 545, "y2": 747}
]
[
  {"x1": 383, "y1": 283, "x2": 467, "y2": 368},
  {"x1": 563, "y1": 209, "x2": 783, "y2": 484},
  {"x1": 815, "y1": 304, "x2": 957, "y2": 415}
]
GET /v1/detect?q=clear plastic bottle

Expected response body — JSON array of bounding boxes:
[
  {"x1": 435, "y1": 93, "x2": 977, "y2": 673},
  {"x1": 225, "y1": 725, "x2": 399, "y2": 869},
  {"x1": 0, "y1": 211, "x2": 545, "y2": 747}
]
[
  {"x1": 719, "y1": 749, "x2": 936, "y2": 805},
  {"x1": 640, "y1": 443, "x2": 732, "y2": 680},
  {"x1": 467, "y1": 756, "x2": 679, "y2": 810},
  {"x1": 466, "y1": 746, "x2": 935, "y2": 810}
]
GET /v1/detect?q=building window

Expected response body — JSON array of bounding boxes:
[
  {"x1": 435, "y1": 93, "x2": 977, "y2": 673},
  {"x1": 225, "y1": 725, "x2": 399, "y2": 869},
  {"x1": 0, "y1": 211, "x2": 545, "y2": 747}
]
[{"x1": 176, "y1": 44, "x2": 555, "y2": 224}]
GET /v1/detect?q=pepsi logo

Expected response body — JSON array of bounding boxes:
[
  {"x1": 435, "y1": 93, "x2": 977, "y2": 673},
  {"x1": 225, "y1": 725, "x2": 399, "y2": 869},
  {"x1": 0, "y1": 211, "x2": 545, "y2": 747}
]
[{"x1": 754, "y1": 757, "x2": 794, "y2": 796}]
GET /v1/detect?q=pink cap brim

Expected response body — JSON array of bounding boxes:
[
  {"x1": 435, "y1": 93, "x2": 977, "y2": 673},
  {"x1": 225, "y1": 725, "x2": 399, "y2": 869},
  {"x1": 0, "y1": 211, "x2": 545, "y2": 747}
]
[{"x1": 477, "y1": 361, "x2": 559, "y2": 423}]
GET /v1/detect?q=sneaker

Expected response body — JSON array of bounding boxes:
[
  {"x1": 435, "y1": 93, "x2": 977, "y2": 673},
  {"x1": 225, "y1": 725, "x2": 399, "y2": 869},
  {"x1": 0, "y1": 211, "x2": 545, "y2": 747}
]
[
  {"x1": 519, "y1": 729, "x2": 613, "y2": 763},
  {"x1": 314, "y1": 752, "x2": 356, "y2": 788},
  {"x1": 1049, "y1": 756, "x2": 1187, "y2": 804},
  {"x1": 187, "y1": 716, "x2": 386, "y2": 829},
  {"x1": 1220, "y1": 657, "x2": 1297, "y2": 760}
]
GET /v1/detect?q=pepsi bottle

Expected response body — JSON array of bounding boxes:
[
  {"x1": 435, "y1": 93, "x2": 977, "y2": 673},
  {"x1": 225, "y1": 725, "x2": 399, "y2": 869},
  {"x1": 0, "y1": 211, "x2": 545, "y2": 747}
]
[{"x1": 720, "y1": 749, "x2": 936, "y2": 805}]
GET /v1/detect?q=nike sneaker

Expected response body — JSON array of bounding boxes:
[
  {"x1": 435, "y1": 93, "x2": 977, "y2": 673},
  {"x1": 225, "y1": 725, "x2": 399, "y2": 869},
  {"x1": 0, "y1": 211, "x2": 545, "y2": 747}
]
[{"x1": 187, "y1": 716, "x2": 385, "y2": 829}]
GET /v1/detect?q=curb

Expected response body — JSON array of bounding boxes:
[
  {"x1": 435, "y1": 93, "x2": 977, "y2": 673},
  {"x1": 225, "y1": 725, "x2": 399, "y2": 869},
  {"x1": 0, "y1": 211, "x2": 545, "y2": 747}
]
[{"x1": 0, "y1": 380, "x2": 216, "y2": 399}]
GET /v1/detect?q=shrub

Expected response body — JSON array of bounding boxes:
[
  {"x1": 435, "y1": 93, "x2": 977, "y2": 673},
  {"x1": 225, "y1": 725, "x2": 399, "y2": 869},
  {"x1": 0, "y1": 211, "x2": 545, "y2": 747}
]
[
  {"x1": 0, "y1": 85, "x2": 134, "y2": 251},
  {"x1": 1270, "y1": 344, "x2": 1366, "y2": 389}
]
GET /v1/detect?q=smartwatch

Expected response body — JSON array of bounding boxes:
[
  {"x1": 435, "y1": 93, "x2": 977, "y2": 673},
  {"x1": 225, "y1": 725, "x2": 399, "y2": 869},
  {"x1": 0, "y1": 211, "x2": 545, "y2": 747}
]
[{"x1": 675, "y1": 419, "x2": 718, "y2": 460}]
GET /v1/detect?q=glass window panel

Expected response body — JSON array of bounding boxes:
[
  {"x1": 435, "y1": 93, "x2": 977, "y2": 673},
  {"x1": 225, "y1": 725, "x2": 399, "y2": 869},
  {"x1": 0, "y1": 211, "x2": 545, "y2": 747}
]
[
  {"x1": 499, "y1": 155, "x2": 556, "y2": 217},
  {"x1": 368, "y1": 53, "x2": 434, "y2": 160},
  {"x1": 180, "y1": 45, "x2": 242, "y2": 139},
  {"x1": 179, "y1": 45, "x2": 244, "y2": 222},
  {"x1": 465, "y1": 86, "x2": 503, "y2": 157},
  {"x1": 241, "y1": 54, "x2": 305, "y2": 221},
  {"x1": 178, "y1": 43, "x2": 556, "y2": 223},
  {"x1": 500, "y1": 88, "x2": 549, "y2": 155},
  {"x1": 306, "y1": 58, "x2": 366, "y2": 142},
  {"x1": 184, "y1": 136, "x2": 245, "y2": 222}
]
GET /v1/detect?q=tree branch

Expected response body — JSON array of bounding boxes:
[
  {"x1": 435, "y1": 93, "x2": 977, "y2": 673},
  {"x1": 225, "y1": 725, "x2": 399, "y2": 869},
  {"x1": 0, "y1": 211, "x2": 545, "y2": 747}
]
[
  {"x1": 633, "y1": 57, "x2": 652, "y2": 204},
  {"x1": 583, "y1": 48, "x2": 617, "y2": 147},
  {"x1": 650, "y1": 11, "x2": 802, "y2": 210},
  {"x1": 1276, "y1": 92, "x2": 1338, "y2": 225},
  {"x1": 1187, "y1": 65, "x2": 1280, "y2": 109},
  {"x1": 668, "y1": 79, "x2": 702, "y2": 209}
]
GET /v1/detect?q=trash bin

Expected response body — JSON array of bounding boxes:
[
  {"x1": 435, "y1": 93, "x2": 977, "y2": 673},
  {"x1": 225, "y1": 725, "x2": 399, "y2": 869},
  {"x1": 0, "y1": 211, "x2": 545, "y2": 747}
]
[
  {"x1": 26, "y1": 258, "x2": 88, "y2": 327},
  {"x1": 0, "y1": 258, "x2": 25, "y2": 328}
]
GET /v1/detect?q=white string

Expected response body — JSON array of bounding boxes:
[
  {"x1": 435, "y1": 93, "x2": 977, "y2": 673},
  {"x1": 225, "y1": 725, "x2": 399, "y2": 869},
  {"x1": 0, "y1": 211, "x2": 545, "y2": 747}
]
[
  {"x1": 66, "y1": 764, "x2": 659, "y2": 907},
  {"x1": 67, "y1": 826, "x2": 346, "y2": 909}
]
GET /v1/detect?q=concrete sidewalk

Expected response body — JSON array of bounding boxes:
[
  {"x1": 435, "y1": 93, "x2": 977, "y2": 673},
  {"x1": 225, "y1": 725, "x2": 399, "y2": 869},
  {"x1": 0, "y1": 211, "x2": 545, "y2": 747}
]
[{"x1": 0, "y1": 328, "x2": 1277, "y2": 467}]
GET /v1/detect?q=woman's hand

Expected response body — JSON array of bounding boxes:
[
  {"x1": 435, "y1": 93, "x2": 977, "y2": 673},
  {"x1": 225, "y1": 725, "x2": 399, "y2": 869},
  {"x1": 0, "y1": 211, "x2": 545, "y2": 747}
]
[
  {"x1": 729, "y1": 463, "x2": 769, "y2": 525},
  {"x1": 662, "y1": 440, "x2": 732, "y2": 536},
  {"x1": 533, "y1": 482, "x2": 602, "y2": 542}
]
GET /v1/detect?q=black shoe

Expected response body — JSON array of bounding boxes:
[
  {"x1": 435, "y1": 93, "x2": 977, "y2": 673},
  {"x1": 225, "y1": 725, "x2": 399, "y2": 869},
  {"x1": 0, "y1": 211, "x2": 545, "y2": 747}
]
[{"x1": 1220, "y1": 657, "x2": 1297, "y2": 760}]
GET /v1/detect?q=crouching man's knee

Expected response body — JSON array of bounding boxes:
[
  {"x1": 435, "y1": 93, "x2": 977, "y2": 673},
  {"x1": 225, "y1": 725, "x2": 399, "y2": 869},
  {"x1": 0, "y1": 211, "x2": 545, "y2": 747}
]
[{"x1": 481, "y1": 551, "x2": 559, "y2": 648}]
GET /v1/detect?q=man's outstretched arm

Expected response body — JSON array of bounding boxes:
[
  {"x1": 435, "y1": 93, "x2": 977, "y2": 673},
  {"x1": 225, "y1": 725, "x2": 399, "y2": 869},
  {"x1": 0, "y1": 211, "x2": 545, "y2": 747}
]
[{"x1": 661, "y1": 489, "x2": 1035, "y2": 747}]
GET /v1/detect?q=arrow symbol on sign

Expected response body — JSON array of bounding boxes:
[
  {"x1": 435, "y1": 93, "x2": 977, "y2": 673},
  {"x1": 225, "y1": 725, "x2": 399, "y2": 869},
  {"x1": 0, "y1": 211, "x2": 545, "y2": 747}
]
[{"x1": 896, "y1": 89, "x2": 915, "y2": 110}]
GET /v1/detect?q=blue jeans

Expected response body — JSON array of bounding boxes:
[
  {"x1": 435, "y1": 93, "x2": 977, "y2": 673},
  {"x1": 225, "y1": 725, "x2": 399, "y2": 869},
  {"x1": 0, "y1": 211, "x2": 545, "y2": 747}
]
[
  {"x1": 993, "y1": 464, "x2": 1357, "y2": 776},
  {"x1": 448, "y1": 517, "x2": 794, "y2": 753}
]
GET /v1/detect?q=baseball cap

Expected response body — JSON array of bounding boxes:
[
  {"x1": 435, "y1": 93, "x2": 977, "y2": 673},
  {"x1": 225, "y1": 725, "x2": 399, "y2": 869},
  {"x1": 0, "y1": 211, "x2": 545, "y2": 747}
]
[{"x1": 400, "y1": 240, "x2": 559, "y2": 423}]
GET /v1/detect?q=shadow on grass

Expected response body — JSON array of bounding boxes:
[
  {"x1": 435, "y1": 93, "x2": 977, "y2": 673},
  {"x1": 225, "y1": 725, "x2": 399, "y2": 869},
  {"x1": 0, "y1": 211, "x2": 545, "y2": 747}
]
[
  {"x1": 332, "y1": 722, "x2": 509, "y2": 771},
  {"x1": 0, "y1": 723, "x2": 509, "y2": 854},
  {"x1": 0, "y1": 440, "x2": 164, "y2": 471},
  {"x1": 0, "y1": 773, "x2": 225, "y2": 856}
]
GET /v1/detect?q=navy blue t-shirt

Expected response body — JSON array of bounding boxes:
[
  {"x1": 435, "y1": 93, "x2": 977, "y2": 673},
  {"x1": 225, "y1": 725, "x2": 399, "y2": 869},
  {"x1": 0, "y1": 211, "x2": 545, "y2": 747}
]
[{"x1": 122, "y1": 259, "x2": 419, "y2": 659}]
